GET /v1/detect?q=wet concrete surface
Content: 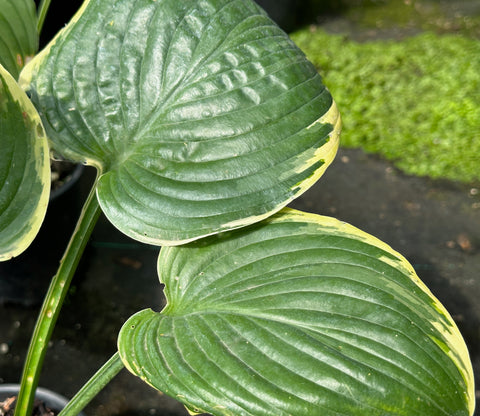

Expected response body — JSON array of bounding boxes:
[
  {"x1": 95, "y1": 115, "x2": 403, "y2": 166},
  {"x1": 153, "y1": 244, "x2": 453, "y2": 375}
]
[{"x1": 1, "y1": 147, "x2": 479, "y2": 415}]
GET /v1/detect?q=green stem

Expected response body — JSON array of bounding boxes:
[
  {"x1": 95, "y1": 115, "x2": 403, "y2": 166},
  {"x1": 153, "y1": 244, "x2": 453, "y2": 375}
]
[
  {"x1": 15, "y1": 178, "x2": 102, "y2": 416},
  {"x1": 36, "y1": 0, "x2": 52, "y2": 35},
  {"x1": 58, "y1": 352, "x2": 124, "y2": 416}
]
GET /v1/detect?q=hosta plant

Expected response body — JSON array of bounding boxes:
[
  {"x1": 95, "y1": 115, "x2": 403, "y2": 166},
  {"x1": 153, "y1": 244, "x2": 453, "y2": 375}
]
[{"x1": 0, "y1": 0, "x2": 475, "y2": 415}]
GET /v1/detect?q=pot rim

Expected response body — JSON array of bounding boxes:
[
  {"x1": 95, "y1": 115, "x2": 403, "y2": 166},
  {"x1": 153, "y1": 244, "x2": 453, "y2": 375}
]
[{"x1": 0, "y1": 384, "x2": 87, "y2": 416}]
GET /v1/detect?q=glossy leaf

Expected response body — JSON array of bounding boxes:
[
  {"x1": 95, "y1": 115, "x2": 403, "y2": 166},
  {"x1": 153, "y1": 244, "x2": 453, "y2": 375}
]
[
  {"x1": 118, "y1": 209, "x2": 474, "y2": 416},
  {"x1": 19, "y1": 0, "x2": 340, "y2": 245},
  {"x1": 0, "y1": 0, "x2": 38, "y2": 79},
  {"x1": 0, "y1": 63, "x2": 50, "y2": 261}
]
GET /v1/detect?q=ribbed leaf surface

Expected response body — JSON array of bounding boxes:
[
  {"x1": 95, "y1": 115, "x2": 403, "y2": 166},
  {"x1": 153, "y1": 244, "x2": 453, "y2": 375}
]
[
  {"x1": 0, "y1": 0, "x2": 37, "y2": 78},
  {"x1": 19, "y1": 0, "x2": 340, "y2": 245},
  {"x1": 118, "y1": 209, "x2": 474, "y2": 416},
  {"x1": 0, "y1": 63, "x2": 50, "y2": 261}
]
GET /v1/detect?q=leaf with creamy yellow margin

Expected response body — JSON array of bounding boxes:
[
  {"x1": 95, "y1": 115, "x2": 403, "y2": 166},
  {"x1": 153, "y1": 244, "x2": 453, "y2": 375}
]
[
  {"x1": 0, "y1": 63, "x2": 50, "y2": 261},
  {"x1": 19, "y1": 0, "x2": 340, "y2": 246},
  {"x1": 119, "y1": 208, "x2": 474, "y2": 416}
]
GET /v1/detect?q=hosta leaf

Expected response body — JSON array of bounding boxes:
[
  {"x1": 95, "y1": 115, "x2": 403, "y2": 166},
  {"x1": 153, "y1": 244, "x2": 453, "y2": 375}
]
[
  {"x1": 0, "y1": 0, "x2": 38, "y2": 78},
  {"x1": 118, "y1": 209, "x2": 474, "y2": 416},
  {"x1": 19, "y1": 0, "x2": 340, "y2": 245},
  {"x1": 0, "y1": 63, "x2": 50, "y2": 261}
]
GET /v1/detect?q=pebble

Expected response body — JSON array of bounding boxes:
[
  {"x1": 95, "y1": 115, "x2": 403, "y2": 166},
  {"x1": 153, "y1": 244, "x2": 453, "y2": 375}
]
[{"x1": 0, "y1": 343, "x2": 9, "y2": 354}]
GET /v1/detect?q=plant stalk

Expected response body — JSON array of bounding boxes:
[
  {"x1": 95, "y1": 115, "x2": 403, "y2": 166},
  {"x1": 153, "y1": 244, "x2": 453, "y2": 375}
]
[
  {"x1": 58, "y1": 352, "x2": 124, "y2": 416},
  {"x1": 36, "y1": 0, "x2": 52, "y2": 35},
  {"x1": 15, "y1": 177, "x2": 102, "y2": 416}
]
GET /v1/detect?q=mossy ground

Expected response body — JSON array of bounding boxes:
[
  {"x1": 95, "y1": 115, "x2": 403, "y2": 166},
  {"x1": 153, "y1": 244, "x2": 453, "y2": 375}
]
[{"x1": 292, "y1": 0, "x2": 480, "y2": 183}]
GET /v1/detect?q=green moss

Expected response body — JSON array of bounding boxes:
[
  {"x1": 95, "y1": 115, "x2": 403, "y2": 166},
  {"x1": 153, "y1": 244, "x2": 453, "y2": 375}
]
[{"x1": 291, "y1": 28, "x2": 480, "y2": 182}]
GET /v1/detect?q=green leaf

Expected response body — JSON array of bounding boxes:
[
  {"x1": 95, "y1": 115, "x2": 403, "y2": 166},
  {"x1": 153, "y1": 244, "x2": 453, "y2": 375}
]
[
  {"x1": 0, "y1": 63, "x2": 50, "y2": 261},
  {"x1": 19, "y1": 0, "x2": 340, "y2": 245},
  {"x1": 0, "y1": 0, "x2": 38, "y2": 79},
  {"x1": 118, "y1": 209, "x2": 474, "y2": 416}
]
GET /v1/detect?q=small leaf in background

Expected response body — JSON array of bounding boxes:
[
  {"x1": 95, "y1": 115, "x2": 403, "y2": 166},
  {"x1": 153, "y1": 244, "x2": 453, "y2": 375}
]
[
  {"x1": 118, "y1": 209, "x2": 474, "y2": 416},
  {"x1": 0, "y1": 63, "x2": 50, "y2": 261},
  {"x1": 20, "y1": 0, "x2": 340, "y2": 245},
  {"x1": 0, "y1": 0, "x2": 38, "y2": 79}
]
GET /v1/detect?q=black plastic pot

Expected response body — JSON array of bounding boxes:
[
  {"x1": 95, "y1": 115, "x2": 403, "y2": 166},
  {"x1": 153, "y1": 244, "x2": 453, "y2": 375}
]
[
  {"x1": 49, "y1": 161, "x2": 85, "y2": 201},
  {"x1": 0, "y1": 384, "x2": 86, "y2": 416}
]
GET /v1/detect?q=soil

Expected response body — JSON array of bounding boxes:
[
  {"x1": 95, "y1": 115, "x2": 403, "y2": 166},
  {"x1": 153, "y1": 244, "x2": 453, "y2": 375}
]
[
  {"x1": 50, "y1": 160, "x2": 80, "y2": 195},
  {"x1": 0, "y1": 397, "x2": 55, "y2": 416}
]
